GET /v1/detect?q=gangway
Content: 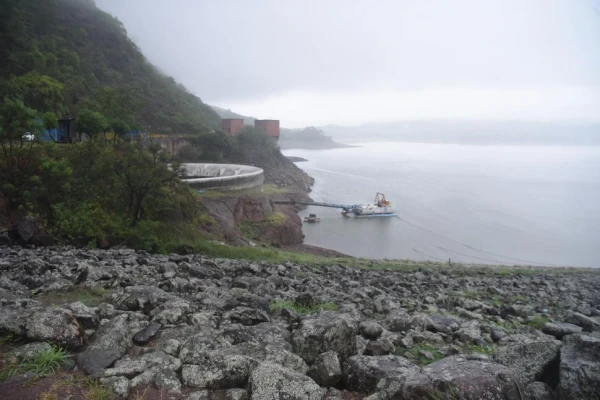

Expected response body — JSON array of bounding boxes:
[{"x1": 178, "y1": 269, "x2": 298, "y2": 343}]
[{"x1": 274, "y1": 193, "x2": 396, "y2": 218}]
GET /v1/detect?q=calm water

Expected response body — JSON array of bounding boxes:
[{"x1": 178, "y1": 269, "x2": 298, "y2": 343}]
[{"x1": 283, "y1": 142, "x2": 600, "y2": 268}]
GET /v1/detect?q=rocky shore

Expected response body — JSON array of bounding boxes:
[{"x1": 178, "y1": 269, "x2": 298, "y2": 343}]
[{"x1": 1, "y1": 246, "x2": 599, "y2": 399}]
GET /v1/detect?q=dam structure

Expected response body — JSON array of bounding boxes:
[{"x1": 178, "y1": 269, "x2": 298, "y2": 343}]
[{"x1": 181, "y1": 163, "x2": 264, "y2": 191}]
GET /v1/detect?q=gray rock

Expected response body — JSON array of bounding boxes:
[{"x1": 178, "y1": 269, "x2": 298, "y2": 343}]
[
  {"x1": 132, "y1": 323, "x2": 161, "y2": 345},
  {"x1": 25, "y1": 307, "x2": 83, "y2": 349},
  {"x1": 100, "y1": 376, "x2": 130, "y2": 398},
  {"x1": 494, "y1": 339, "x2": 561, "y2": 384},
  {"x1": 427, "y1": 314, "x2": 460, "y2": 334},
  {"x1": 12, "y1": 216, "x2": 39, "y2": 244},
  {"x1": 385, "y1": 311, "x2": 411, "y2": 332},
  {"x1": 394, "y1": 356, "x2": 525, "y2": 400},
  {"x1": 8, "y1": 342, "x2": 53, "y2": 361},
  {"x1": 87, "y1": 314, "x2": 137, "y2": 357},
  {"x1": 559, "y1": 334, "x2": 600, "y2": 399},
  {"x1": 104, "y1": 351, "x2": 180, "y2": 378},
  {"x1": 225, "y1": 388, "x2": 249, "y2": 400},
  {"x1": 491, "y1": 328, "x2": 507, "y2": 342},
  {"x1": 364, "y1": 339, "x2": 394, "y2": 356},
  {"x1": 181, "y1": 355, "x2": 255, "y2": 389},
  {"x1": 345, "y1": 355, "x2": 417, "y2": 393},
  {"x1": 75, "y1": 348, "x2": 122, "y2": 375},
  {"x1": 156, "y1": 338, "x2": 181, "y2": 356},
  {"x1": 67, "y1": 301, "x2": 99, "y2": 330},
  {"x1": 542, "y1": 322, "x2": 583, "y2": 339},
  {"x1": 223, "y1": 306, "x2": 270, "y2": 326},
  {"x1": 187, "y1": 391, "x2": 211, "y2": 400},
  {"x1": 566, "y1": 312, "x2": 600, "y2": 332},
  {"x1": 111, "y1": 285, "x2": 178, "y2": 313},
  {"x1": 249, "y1": 362, "x2": 324, "y2": 400},
  {"x1": 359, "y1": 321, "x2": 383, "y2": 339},
  {"x1": 292, "y1": 313, "x2": 357, "y2": 364},
  {"x1": 525, "y1": 382, "x2": 556, "y2": 400},
  {"x1": 307, "y1": 351, "x2": 342, "y2": 386},
  {"x1": 154, "y1": 368, "x2": 181, "y2": 390}
]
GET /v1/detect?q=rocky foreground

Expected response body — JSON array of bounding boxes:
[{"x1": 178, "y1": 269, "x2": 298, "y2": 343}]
[{"x1": 0, "y1": 247, "x2": 599, "y2": 399}]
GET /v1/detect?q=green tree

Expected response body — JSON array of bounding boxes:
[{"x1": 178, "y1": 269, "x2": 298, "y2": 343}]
[
  {"x1": 77, "y1": 109, "x2": 107, "y2": 139},
  {"x1": 42, "y1": 112, "x2": 58, "y2": 130},
  {"x1": 110, "y1": 118, "x2": 130, "y2": 142},
  {"x1": 12, "y1": 72, "x2": 65, "y2": 114},
  {"x1": 0, "y1": 99, "x2": 41, "y2": 209}
]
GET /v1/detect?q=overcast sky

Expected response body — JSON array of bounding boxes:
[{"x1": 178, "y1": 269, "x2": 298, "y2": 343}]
[{"x1": 96, "y1": 0, "x2": 600, "y2": 127}]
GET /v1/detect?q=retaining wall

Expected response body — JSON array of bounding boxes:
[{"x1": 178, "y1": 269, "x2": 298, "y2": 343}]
[{"x1": 181, "y1": 163, "x2": 264, "y2": 191}]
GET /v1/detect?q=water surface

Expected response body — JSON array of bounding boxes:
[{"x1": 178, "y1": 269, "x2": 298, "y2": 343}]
[{"x1": 283, "y1": 142, "x2": 600, "y2": 268}]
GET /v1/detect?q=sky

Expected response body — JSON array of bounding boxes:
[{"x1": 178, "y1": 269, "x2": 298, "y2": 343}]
[{"x1": 95, "y1": 0, "x2": 600, "y2": 128}]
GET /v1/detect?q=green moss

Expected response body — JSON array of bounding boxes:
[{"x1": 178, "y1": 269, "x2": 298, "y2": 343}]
[
  {"x1": 269, "y1": 300, "x2": 338, "y2": 314},
  {"x1": 34, "y1": 287, "x2": 109, "y2": 307},
  {"x1": 526, "y1": 315, "x2": 550, "y2": 330},
  {"x1": 467, "y1": 344, "x2": 495, "y2": 356},
  {"x1": 397, "y1": 344, "x2": 445, "y2": 366}
]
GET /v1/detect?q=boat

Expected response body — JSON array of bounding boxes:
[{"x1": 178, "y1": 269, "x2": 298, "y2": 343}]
[
  {"x1": 303, "y1": 213, "x2": 321, "y2": 223},
  {"x1": 341, "y1": 193, "x2": 396, "y2": 218}
]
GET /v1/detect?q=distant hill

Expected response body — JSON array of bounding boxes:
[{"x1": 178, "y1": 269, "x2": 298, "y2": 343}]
[
  {"x1": 320, "y1": 120, "x2": 600, "y2": 145},
  {"x1": 0, "y1": 0, "x2": 220, "y2": 134}
]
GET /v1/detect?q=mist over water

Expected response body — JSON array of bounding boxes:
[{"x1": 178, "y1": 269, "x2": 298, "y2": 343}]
[{"x1": 283, "y1": 142, "x2": 600, "y2": 268}]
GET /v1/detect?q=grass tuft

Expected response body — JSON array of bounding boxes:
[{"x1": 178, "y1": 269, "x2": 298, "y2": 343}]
[
  {"x1": 467, "y1": 344, "x2": 495, "y2": 356},
  {"x1": 0, "y1": 345, "x2": 70, "y2": 381},
  {"x1": 270, "y1": 300, "x2": 338, "y2": 314},
  {"x1": 526, "y1": 315, "x2": 549, "y2": 330}
]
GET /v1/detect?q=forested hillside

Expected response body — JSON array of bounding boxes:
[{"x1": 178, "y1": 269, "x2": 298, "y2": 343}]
[{"x1": 0, "y1": 0, "x2": 220, "y2": 134}]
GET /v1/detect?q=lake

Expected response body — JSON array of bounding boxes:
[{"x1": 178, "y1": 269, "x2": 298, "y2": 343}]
[{"x1": 282, "y1": 142, "x2": 600, "y2": 268}]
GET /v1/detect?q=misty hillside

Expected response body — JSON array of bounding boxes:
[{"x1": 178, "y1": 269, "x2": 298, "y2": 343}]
[
  {"x1": 0, "y1": 0, "x2": 220, "y2": 134},
  {"x1": 322, "y1": 120, "x2": 600, "y2": 145},
  {"x1": 211, "y1": 105, "x2": 255, "y2": 125}
]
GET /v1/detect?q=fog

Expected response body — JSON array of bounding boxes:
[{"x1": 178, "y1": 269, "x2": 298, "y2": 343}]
[{"x1": 96, "y1": 0, "x2": 600, "y2": 127}]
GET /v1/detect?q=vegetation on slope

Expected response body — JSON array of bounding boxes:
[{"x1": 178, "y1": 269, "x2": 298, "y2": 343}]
[{"x1": 0, "y1": 0, "x2": 220, "y2": 134}]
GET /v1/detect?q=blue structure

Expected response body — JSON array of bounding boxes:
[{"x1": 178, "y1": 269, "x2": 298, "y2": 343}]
[{"x1": 37, "y1": 118, "x2": 76, "y2": 142}]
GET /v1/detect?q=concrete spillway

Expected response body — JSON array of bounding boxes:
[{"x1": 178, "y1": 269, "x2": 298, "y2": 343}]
[{"x1": 181, "y1": 163, "x2": 264, "y2": 191}]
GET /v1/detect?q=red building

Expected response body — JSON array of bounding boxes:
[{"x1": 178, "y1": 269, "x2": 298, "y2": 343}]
[
  {"x1": 254, "y1": 119, "x2": 280, "y2": 141},
  {"x1": 221, "y1": 118, "x2": 245, "y2": 136}
]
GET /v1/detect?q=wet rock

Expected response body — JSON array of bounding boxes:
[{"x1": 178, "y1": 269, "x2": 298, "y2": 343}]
[
  {"x1": 344, "y1": 355, "x2": 417, "y2": 393},
  {"x1": 75, "y1": 348, "x2": 122, "y2": 375},
  {"x1": 249, "y1": 362, "x2": 324, "y2": 400},
  {"x1": 359, "y1": 321, "x2": 383, "y2": 339},
  {"x1": 306, "y1": 351, "x2": 342, "y2": 386},
  {"x1": 559, "y1": 334, "x2": 600, "y2": 399},
  {"x1": 494, "y1": 339, "x2": 561, "y2": 384},
  {"x1": 292, "y1": 313, "x2": 357, "y2": 364},
  {"x1": 543, "y1": 322, "x2": 583, "y2": 339},
  {"x1": 132, "y1": 323, "x2": 161, "y2": 345},
  {"x1": 491, "y1": 328, "x2": 507, "y2": 342}
]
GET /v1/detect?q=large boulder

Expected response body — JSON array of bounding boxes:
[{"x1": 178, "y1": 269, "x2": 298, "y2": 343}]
[
  {"x1": 24, "y1": 307, "x2": 83, "y2": 349},
  {"x1": 542, "y1": 322, "x2": 583, "y2": 339},
  {"x1": 182, "y1": 354, "x2": 256, "y2": 389},
  {"x1": 249, "y1": 362, "x2": 325, "y2": 400},
  {"x1": 344, "y1": 355, "x2": 417, "y2": 393},
  {"x1": 307, "y1": 351, "x2": 342, "y2": 386},
  {"x1": 386, "y1": 355, "x2": 526, "y2": 400},
  {"x1": 11, "y1": 216, "x2": 39, "y2": 244},
  {"x1": 493, "y1": 339, "x2": 561, "y2": 384},
  {"x1": 559, "y1": 334, "x2": 600, "y2": 399},
  {"x1": 566, "y1": 312, "x2": 600, "y2": 332},
  {"x1": 292, "y1": 313, "x2": 357, "y2": 364},
  {"x1": 111, "y1": 286, "x2": 179, "y2": 314}
]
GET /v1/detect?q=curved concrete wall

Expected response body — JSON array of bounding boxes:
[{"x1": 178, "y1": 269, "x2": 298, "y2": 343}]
[{"x1": 181, "y1": 163, "x2": 264, "y2": 191}]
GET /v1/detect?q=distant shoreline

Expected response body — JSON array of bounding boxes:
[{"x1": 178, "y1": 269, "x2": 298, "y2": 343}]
[{"x1": 279, "y1": 141, "x2": 357, "y2": 150}]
